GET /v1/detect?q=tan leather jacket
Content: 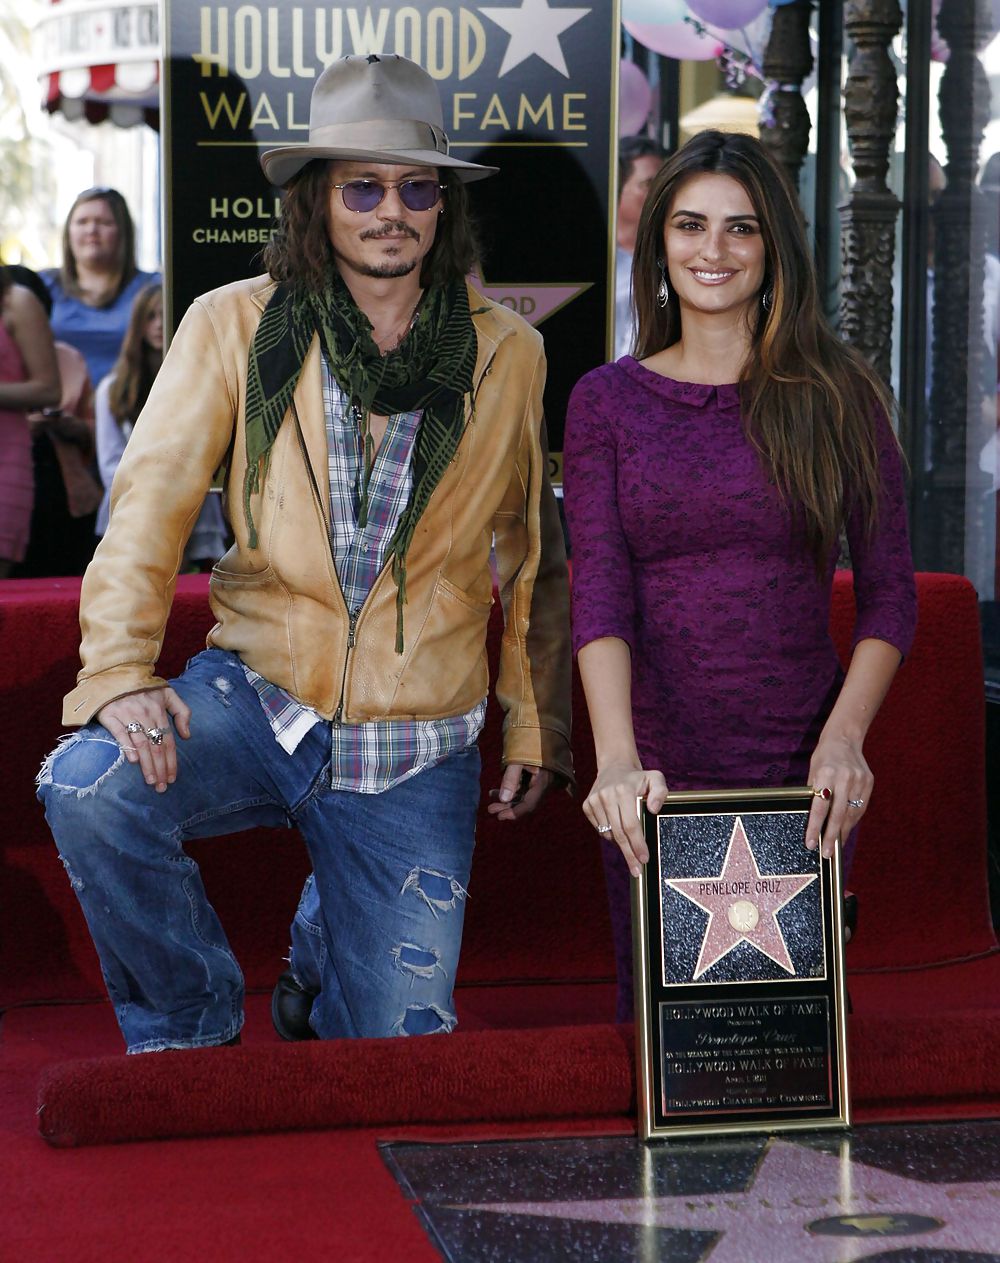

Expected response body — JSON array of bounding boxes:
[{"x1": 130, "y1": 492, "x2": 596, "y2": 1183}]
[{"x1": 64, "y1": 276, "x2": 574, "y2": 785}]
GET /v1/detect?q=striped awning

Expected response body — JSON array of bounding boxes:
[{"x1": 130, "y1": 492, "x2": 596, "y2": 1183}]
[{"x1": 35, "y1": 0, "x2": 160, "y2": 129}]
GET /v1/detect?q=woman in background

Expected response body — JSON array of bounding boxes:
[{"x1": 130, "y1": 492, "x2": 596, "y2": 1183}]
[
  {"x1": 96, "y1": 283, "x2": 228, "y2": 568},
  {"x1": 0, "y1": 267, "x2": 61, "y2": 576},
  {"x1": 44, "y1": 187, "x2": 159, "y2": 389},
  {"x1": 5, "y1": 264, "x2": 102, "y2": 578},
  {"x1": 563, "y1": 131, "x2": 917, "y2": 1020}
]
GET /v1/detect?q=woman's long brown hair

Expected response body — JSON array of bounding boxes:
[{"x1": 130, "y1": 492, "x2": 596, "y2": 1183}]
[
  {"x1": 632, "y1": 129, "x2": 898, "y2": 566},
  {"x1": 107, "y1": 283, "x2": 162, "y2": 426}
]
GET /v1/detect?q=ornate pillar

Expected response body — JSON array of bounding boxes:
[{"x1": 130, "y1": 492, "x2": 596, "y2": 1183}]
[
  {"x1": 759, "y1": 0, "x2": 814, "y2": 187},
  {"x1": 838, "y1": 0, "x2": 902, "y2": 384},
  {"x1": 926, "y1": 0, "x2": 993, "y2": 574}
]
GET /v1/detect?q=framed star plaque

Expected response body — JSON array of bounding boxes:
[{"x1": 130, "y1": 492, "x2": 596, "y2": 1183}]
[{"x1": 633, "y1": 788, "x2": 850, "y2": 1141}]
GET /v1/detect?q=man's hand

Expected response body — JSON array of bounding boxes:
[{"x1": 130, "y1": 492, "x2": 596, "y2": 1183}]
[
  {"x1": 487, "y1": 763, "x2": 553, "y2": 821},
  {"x1": 97, "y1": 686, "x2": 192, "y2": 793}
]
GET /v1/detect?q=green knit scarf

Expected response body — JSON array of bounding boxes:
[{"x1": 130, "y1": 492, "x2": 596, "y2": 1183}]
[{"x1": 244, "y1": 273, "x2": 477, "y2": 650}]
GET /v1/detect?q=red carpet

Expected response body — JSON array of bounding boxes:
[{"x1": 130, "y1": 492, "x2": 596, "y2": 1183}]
[
  {"x1": 34, "y1": 1002, "x2": 1000, "y2": 1148},
  {"x1": 2, "y1": 997, "x2": 630, "y2": 1263},
  {"x1": 38, "y1": 1024, "x2": 635, "y2": 1147},
  {"x1": 4, "y1": 572, "x2": 999, "y2": 1257},
  {"x1": 829, "y1": 576, "x2": 995, "y2": 971}
]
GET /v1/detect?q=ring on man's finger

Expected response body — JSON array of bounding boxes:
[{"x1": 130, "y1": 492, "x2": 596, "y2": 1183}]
[
  {"x1": 848, "y1": 797, "x2": 865, "y2": 809},
  {"x1": 125, "y1": 721, "x2": 145, "y2": 736},
  {"x1": 145, "y1": 726, "x2": 167, "y2": 746},
  {"x1": 595, "y1": 823, "x2": 613, "y2": 834}
]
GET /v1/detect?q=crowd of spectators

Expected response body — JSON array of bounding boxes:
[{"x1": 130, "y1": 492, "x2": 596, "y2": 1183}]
[{"x1": 0, "y1": 186, "x2": 229, "y2": 580}]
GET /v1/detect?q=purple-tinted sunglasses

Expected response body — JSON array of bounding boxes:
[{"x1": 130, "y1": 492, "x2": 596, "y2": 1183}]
[{"x1": 331, "y1": 178, "x2": 444, "y2": 213}]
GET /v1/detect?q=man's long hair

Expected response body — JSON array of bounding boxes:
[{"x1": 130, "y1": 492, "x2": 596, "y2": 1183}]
[
  {"x1": 59, "y1": 187, "x2": 139, "y2": 306},
  {"x1": 262, "y1": 161, "x2": 480, "y2": 292},
  {"x1": 633, "y1": 129, "x2": 898, "y2": 567}
]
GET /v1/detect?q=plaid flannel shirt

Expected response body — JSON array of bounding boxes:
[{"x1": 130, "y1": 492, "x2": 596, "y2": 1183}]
[{"x1": 243, "y1": 358, "x2": 485, "y2": 792}]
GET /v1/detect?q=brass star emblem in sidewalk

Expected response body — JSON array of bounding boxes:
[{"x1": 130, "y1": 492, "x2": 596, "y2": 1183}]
[{"x1": 667, "y1": 817, "x2": 816, "y2": 980}]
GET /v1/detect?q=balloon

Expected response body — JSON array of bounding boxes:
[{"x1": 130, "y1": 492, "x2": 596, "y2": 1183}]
[
  {"x1": 687, "y1": 0, "x2": 767, "y2": 25},
  {"x1": 619, "y1": 60, "x2": 653, "y2": 136},
  {"x1": 930, "y1": 0, "x2": 949, "y2": 62},
  {"x1": 621, "y1": 0, "x2": 689, "y2": 24},
  {"x1": 623, "y1": 18, "x2": 724, "y2": 61}
]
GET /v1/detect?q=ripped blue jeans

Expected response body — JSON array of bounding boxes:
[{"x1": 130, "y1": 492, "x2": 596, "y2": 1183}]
[{"x1": 37, "y1": 648, "x2": 480, "y2": 1052}]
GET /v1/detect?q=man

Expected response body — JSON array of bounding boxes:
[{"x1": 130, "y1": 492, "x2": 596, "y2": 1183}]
[
  {"x1": 38, "y1": 54, "x2": 572, "y2": 1051},
  {"x1": 614, "y1": 135, "x2": 666, "y2": 361}
]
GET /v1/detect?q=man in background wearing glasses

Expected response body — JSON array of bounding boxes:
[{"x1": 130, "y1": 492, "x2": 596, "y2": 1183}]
[{"x1": 39, "y1": 54, "x2": 573, "y2": 1052}]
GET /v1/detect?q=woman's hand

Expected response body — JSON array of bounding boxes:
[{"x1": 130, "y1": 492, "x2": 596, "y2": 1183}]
[
  {"x1": 97, "y1": 687, "x2": 192, "y2": 793},
  {"x1": 28, "y1": 407, "x2": 91, "y2": 446},
  {"x1": 583, "y1": 762, "x2": 669, "y2": 878},
  {"x1": 805, "y1": 733, "x2": 873, "y2": 859}
]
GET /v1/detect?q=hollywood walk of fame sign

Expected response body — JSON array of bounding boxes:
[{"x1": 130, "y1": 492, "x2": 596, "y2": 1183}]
[
  {"x1": 633, "y1": 788, "x2": 850, "y2": 1141},
  {"x1": 162, "y1": 0, "x2": 619, "y2": 466}
]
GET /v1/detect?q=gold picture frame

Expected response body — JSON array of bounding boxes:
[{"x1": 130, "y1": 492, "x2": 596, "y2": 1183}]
[{"x1": 633, "y1": 787, "x2": 850, "y2": 1141}]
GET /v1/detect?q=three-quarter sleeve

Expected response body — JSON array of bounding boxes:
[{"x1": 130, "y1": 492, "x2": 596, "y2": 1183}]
[
  {"x1": 563, "y1": 369, "x2": 637, "y2": 656},
  {"x1": 846, "y1": 405, "x2": 918, "y2": 659}
]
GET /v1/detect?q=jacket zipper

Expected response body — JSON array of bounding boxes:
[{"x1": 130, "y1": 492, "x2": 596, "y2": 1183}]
[
  {"x1": 328, "y1": 349, "x2": 496, "y2": 725},
  {"x1": 332, "y1": 607, "x2": 360, "y2": 726}
]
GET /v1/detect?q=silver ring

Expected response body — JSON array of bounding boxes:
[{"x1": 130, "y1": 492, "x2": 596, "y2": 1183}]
[
  {"x1": 125, "y1": 721, "x2": 144, "y2": 736},
  {"x1": 145, "y1": 726, "x2": 167, "y2": 746},
  {"x1": 595, "y1": 824, "x2": 613, "y2": 834},
  {"x1": 848, "y1": 797, "x2": 865, "y2": 809}
]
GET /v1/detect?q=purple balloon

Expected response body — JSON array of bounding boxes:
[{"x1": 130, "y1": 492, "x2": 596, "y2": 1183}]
[
  {"x1": 623, "y1": 18, "x2": 723, "y2": 61},
  {"x1": 930, "y1": 0, "x2": 949, "y2": 62},
  {"x1": 687, "y1": 0, "x2": 767, "y2": 26},
  {"x1": 619, "y1": 59, "x2": 653, "y2": 136}
]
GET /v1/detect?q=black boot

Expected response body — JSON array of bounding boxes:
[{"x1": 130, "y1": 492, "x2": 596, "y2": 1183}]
[{"x1": 271, "y1": 971, "x2": 319, "y2": 1041}]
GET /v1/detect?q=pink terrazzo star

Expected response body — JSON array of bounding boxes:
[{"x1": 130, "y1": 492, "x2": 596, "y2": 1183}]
[
  {"x1": 667, "y1": 817, "x2": 817, "y2": 979},
  {"x1": 460, "y1": 1137, "x2": 1000, "y2": 1261}
]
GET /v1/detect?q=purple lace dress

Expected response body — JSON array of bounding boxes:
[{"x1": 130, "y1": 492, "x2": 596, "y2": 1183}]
[{"x1": 562, "y1": 357, "x2": 917, "y2": 1017}]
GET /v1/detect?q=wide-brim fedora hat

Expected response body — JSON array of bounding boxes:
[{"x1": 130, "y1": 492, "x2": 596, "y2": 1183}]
[{"x1": 260, "y1": 54, "x2": 497, "y2": 188}]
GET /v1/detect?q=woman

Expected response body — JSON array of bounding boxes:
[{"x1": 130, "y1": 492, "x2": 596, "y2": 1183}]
[
  {"x1": 96, "y1": 283, "x2": 228, "y2": 566},
  {"x1": 0, "y1": 267, "x2": 61, "y2": 576},
  {"x1": 44, "y1": 187, "x2": 160, "y2": 389},
  {"x1": 5, "y1": 264, "x2": 102, "y2": 578},
  {"x1": 563, "y1": 131, "x2": 917, "y2": 1021}
]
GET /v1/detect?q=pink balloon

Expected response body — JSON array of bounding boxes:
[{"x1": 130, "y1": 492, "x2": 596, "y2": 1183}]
[
  {"x1": 687, "y1": 0, "x2": 767, "y2": 27},
  {"x1": 931, "y1": 0, "x2": 949, "y2": 61},
  {"x1": 623, "y1": 18, "x2": 723, "y2": 61},
  {"x1": 619, "y1": 59, "x2": 653, "y2": 136}
]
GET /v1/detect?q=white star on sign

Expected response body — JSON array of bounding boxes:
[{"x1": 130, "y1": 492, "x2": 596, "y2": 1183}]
[
  {"x1": 480, "y1": 0, "x2": 591, "y2": 78},
  {"x1": 460, "y1": 1138, "x2": 1000, "y2": 1260}
]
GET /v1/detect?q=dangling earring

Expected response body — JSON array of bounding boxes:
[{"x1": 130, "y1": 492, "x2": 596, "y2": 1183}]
[
  {"x1": 761, "y1": 287, "x2": 773, "y2": 312},
  {"x1": 656, "y1": 258, "x2": 670, "y2": 309}
]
